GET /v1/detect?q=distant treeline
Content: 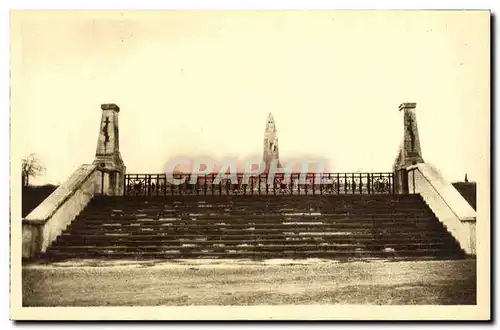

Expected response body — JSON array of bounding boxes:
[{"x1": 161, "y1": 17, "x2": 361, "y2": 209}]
[
  {"x1": 452, "y1": 182, "x2": 477, "y2": 211},
  {"x1": 22, "y1": 184, "x2": 58, "y2": 218}
]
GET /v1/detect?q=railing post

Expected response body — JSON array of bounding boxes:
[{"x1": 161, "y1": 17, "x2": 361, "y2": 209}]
[
  {"x1": 351, "y1": 173, "x2": 354, "y2": 194},
  {"x1": 123, "y1": 174, "x2": 127, "y2": 196},
  {"x1": 319, "y1": 173, "x2": 323, "y2": 195},
  {"x1": 155, "y1": 174, "x2": 159, "y2": 196},
  {"x1": 311, "y1": 173, "x2": 316, "y2": 196},
  {"x1": 164, "y1": 175, "x2": 167, "y2": 196},
  {"x1": 170, "y1": 175, "x2": 174, "y2": 196},
  {"x1": 304, "y1": 174, "x2": 309, "y2": 195},
  {"x1": 212, "y1": 176, "x2": 215, "y2": 195},
  {"x1": 392, "y1": 173, "x2": 396, "y2": 195},
  {"x1": 296, "y1": 173, "x2": 300, "y2": 195},
  {"x1": 265, "y1": 174, "x2": 269, "y2": 195},
  {"x1": 412, "y1": 169, "x2": 416, "y2": 194},
  {"x1": 100, "y1": 170, "x2": 105, "y2": 195},
  {"x1": 146, "y1": 175, "x2": 150, "y2": 196},
  {"x1": 134, "y1": 174, "x2": 137, "y2": 196},
  {"x1": 261, "y1": 174, "x2": 264, "y2": 196},
  {"x1": 273, "y1": 174, "x2": 276, "y2": 196}
]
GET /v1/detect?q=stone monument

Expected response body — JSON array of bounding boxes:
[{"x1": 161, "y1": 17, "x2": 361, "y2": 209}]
[
  {"x1": 93, "y1": 103, "x2": 126, "y2": 195},
  {"x1": 263, "y1": 112, "x2": 281, "y2": 171},
  {"x1": 393, "y1": 102, "x2": 424, "y2": 169},
  {"x1": 393, "y1": 102, "x2": 424, "y2": 193}
]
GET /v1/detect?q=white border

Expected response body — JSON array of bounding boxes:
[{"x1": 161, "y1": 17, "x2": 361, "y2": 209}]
[{"x1": 3, "y1": 0, "x2": 497, "y2": 327}]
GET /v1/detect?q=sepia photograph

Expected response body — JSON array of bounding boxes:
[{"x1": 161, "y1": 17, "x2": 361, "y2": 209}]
[{"x1": 10, "y1": 9, "x2": 490, "y2": 320}]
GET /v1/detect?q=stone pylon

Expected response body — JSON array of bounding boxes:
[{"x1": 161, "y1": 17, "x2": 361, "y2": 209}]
[
  {"x1": 93, "y1": 103, "x2": 126, "y2": 195},
  {"x1": 263, "y1": 113, "x2": 280, "y2": 171},
  {"x1": 393, "y1": 102, "x2": 425, "y2": 170}
]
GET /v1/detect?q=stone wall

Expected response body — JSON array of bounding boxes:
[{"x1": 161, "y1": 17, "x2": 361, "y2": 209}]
[
  {"x1": 22, "y1": 164, "x2": 99, "y2": 259},
  {"x1": 407, "y1": 163, "x2": 476, "y2": 255}
]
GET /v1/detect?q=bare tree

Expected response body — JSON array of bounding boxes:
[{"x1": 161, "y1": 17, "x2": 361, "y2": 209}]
[{"x1": 22, "y1": 154, "x2": 45, "y2": 187}]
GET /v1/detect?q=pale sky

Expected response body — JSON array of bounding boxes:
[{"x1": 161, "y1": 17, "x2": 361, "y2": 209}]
[{"x1": 11, "y1": 11, "x2": 489, "y2": 185}]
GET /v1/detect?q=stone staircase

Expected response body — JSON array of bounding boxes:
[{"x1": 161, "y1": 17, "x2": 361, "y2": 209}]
[{"x1": 42, "y1": 194, "x2": 465, "y2": 260}]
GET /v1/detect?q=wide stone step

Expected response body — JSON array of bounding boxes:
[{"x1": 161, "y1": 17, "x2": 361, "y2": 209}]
[
  {"x1": 75, "y1": 211, "x2": 435, "y2": 222},
  {"x1": 64, "y1": 225, "x2": 450, "y2": 237},
  {"x1": 45, "y1": 242, "x2": 459, "y2": 253},
  {"x1": 72, "y1": 214, "x2": 441, "y2": 222},
  {"x1": 89, "y1": 196, "x2": 421, "y2": 201},
  {"x1": 92, "y1": 195, "x2": 422, "y2": 201},
  {"x1": 74, "y1": 216, "x2": 439, "y2": 225},
  {"x1": 80, "y1": 207, "x2": 433, "y2": 213},
  {"x1": 85, "y1": 207, "x2": 429, "y2": 215},
  {"x1": 66, "y1": 221, "x2": 445, "y2": 232},
  {"x1": 58, "y1": 231, "x2": 453, "y2": 243},
  {"x1": 85, "y1": 202, "x2": 427, "y2": 210},
  {"x1": 49, "y1": 240, "x2": 458, "y2": 251},
  {"x1": 78, "y1": 213, "x2": 435, "y2": 221},
  {"x1": 55, "y1": 233, "x2": 458, "y2": 244},
  {"x1": 77, "y1": 212, "x2": 437, "y2": 219},
  {"x1": 66, "y1": 224, "x2": 446, "y2": 234},
  {"x1": 87, "y1": 200, "x2": 419, "y2": 205},
  {"x1": 59, "y1": 229, "x2": 450, "y2": 236},
  {"x1": 94, "y1": 194, "x2": 420, "y2": 202},
  {"x1": 41, "y1": 249, "x2": 464, "y2": 260},
  {"x1": 83, "y1": 203, "x2": 431, "y2": 210},
  {"x1": 51, "y1": 242, "x2": 459, "y2": 251}
]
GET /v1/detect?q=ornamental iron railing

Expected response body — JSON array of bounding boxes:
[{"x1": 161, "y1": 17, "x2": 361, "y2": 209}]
[{"x1": 123, "y1": 172, "x2": 396, "y2": 196}]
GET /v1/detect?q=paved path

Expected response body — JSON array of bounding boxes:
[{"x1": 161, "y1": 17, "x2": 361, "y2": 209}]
[{"x1": 22, "y1": 258, "x2": 476, "y2": 306}]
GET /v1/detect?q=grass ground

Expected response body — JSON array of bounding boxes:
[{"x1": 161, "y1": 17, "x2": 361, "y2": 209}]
[{"x1": 22, "y1": 258, "x2": 476, "y2": 306}]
